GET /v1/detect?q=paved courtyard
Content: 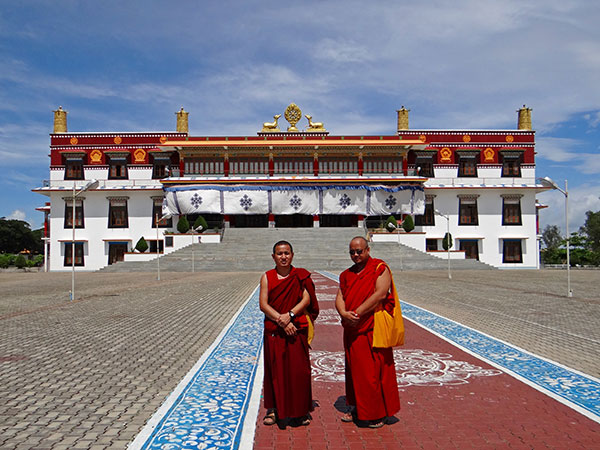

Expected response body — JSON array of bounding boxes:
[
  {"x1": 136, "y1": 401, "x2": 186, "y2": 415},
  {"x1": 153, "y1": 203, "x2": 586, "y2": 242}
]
[{"x1": 1, "y1": 268, "x2": 599, "y2": 448}]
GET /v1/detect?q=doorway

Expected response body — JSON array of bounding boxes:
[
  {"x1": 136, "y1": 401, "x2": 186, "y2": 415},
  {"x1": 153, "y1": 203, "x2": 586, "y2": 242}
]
[{"x1": 108, "y1": 243, "x2": 128, "y2": 265}]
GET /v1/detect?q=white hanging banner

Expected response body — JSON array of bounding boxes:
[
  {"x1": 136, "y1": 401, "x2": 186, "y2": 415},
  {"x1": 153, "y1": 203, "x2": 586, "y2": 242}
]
[
  {"x1": 271, "y1": 190, "x2": 319, "y2": 215},
  {"x1": 223, "y1": 190, "x2": 269, "y2": 214},
  {"x1": 164, "y1": 189, "x2": 222, "y2": 215},
  {"x1": 370, "y1": 189, "x2": 425, "y2": 215},
  {"x1": 322, "y1": 188, "x2": 366, "y2": 215}
]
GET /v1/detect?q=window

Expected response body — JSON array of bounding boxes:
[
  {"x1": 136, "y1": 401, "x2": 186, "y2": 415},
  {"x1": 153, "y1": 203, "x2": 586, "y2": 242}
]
[
  {"x1": 503, "y1": 239, "x2": 523, "y2": 263},
  {"x1": 426, "y1": 239, "x2": 438, "y2": 251},
  {"x1": 64, "y1": 200, "x2": 84, "y2": 228},
  {"x1": 185, "y1": 158, "x2": 224, "y2": 175},
  {"x1": 460, "y1": 240, "x2": 479, "y2": 260},
  {"x1": 501, "y1": 152, "x2": 523, "y2": 177},
  {"x1": 502, "y1": 197, "x2": 522, "y2": 225},
  {"x1": 362, "y1": 157, "x2": 401, "y2": 174},
  {"x1": 459, "y1": 197, "x2": 478, "y2": 225},
  {"x1": 108, "y1": 198, "x2": 128, "y2": 228},
  {"x1": 64, "y1": 156, "x2": 85, "y2": 180},
  {"x1": 108, "y1": 155, "x2": 129, "y2": 179},
  {"x1": 414, "y1": 154, "x2": 435, "y2": 177},
  {"x1": 165, "y1": 236, "x2": 174, "y2": 247},
  {"x1": 64, "y1": 242, "x2": 84, "y2": 266},
  {"x1": 415, "y1": 197, "x2": 435, "y2": 226},
  {"x1": 152, "y1": 199, "x2": 172, "y2": 228},
  {"x1": 458, "y1": 153, "x2": 478, "y2": 177},
  {"x1": 152, "y1": 155, "x2": 171, "y2": 179},
  {"x1": 274, "y1": 157, "x2": 312, "y2": 174},
  {"x1": 319, "y1": 157, "x2": 358, "y2": 174},
  {"x1": 147, "y1": 239, "x2": 164, "y2": 253}
]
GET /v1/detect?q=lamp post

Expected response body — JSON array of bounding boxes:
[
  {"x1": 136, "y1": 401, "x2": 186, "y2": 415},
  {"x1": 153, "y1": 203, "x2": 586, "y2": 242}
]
[
  {"x1": 71, "y1": 179, "x2": 99, "y2": 300},
  {"x1": 191, "y1": 225, "x2": 203, "y2": 273},
  {"x1": 156, "y1": 213, "x2": 172, "y2": 281},
  {"x1": 538, "y1": 177, "x2": 572, "y2": 297},
  {"x1": 385, "y1": 220, "x2": 403, "y2": 271},
  {"x1": 435, "y1": 209, "x2": 452, "y2": 280}
]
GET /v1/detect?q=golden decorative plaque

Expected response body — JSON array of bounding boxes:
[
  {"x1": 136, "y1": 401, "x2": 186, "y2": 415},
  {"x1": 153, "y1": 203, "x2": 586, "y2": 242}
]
[
  {"x1": 440, "y1": 147, "x2": 452, "y2": 162},
  {"x1": 90, "y1": 150, "x2": 102, "y2": 163},
  {"x1": 505, "y1": 135, "x2": 514, "y2": 143},
  {"x1": 419, "y1": 134, "x2": 427, "y2": 142},
  {"x1": 134, "y1": 148, "x2": 146, "y2": 163},
  {"x1": 160, "y1": 136, "x2": 168, "y2": 144},
  {"x1": 114, "y1": 136, "x2": 122, "y2": 144},
  {"x1": 70, "y1": 137, "x2": 78, "y2": 145},
  {"x1": 284, "y1": 103, "x2": 302, "y2": 132},
  {"x1": 483, "y1": 147, "x2": 495, "y2": 162},
  {"x1": 462, "y1": 134, "x2": 471, "y2": 143}
]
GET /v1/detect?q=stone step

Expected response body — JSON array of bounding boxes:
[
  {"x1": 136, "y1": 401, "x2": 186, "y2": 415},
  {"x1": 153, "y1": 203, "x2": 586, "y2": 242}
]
[{"x1": 100, "y1": 227, "x2": 494, "y2": 272}]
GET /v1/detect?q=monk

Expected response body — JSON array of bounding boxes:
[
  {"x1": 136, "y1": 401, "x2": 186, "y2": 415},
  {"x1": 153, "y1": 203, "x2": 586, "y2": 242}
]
[
  {"x1": 259, "y1": 240, "x2": 319, "y2": 426},
  {"x1": 335, "y1": 236, "x2": 400, "y2": 428}
]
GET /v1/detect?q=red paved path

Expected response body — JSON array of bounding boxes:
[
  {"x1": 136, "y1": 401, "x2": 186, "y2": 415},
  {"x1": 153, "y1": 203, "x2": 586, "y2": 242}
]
[{"x1": 253, "y1": 272, "x2": 600, "y2": 449}]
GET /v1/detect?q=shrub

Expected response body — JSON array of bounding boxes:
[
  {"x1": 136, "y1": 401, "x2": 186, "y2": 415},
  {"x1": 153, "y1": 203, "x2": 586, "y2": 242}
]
[
  {"x1": 442, "y1": 232, "x2": 453, "y2": 251},
  {"x1": 177, "y1": 216, "x2": 190, "y2": 233},
  {"x1": 14, "y1": 254, "x2": 27, "y2": 269},
  {"x1": 402, "y1": 215, "x2": 415, "y2": 232},
  {"x1": 135, "y1": 237, "x2": 149, "y2": 253},
  {"x1": 33, "y1": 255, "x2": 44, "y2": 266},
  {"x1": 385, "y1": 215, "x2": 398, "y2": 232},
  {"x1": 193, "y1": 215, "x2": 208, "y2": 233},
  {"x1": 0, "y1": 254, "x2": 10, "y2": 268}
]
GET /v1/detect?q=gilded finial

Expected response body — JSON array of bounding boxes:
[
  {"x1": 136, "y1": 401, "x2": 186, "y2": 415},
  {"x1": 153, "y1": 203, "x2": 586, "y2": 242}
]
[
  {"x1": 517, "y1": 105, "x2": 532, "y2": 130},
  {"x1": 284, "y1": 103, "x2": 302, "y2": 132},
  {"x1": 397, "y1": 106, "x2": 410, "y2": 130},
  {"x1": 53, "y1": 106, "x2": 68, "y2": 133},
  {"x1": 176, "y1": 107, "x2": 189, "y2": 133}
]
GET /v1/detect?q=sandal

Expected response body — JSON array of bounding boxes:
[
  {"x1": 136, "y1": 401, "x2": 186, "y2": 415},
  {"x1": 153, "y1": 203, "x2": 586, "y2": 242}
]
[
  {"x1": 301, "y1": 415, "x2": 311, "y2": 426},
  {"x1": 340, "y1": 412, "x2": 354, "y2": 423},
  {"x1": 368, "y1": 419, "x2": 385, "y2": 428},
  {"x1": 263, "y1": 410, "x2": 276, "y2": 426}
]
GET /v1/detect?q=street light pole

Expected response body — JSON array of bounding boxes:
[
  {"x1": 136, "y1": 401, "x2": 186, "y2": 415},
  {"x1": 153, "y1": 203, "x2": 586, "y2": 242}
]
[
  {"x1": 537, "y1": 176, "x2": 572, "y2": 297},
  {"x1": 435, "y1": 209, "x2": 451, "y2": 280},
  {"x1": 70, "y1": 179, "x2": 98, "y2": 301},
  {"x1": 191, "y1": 225, "x2": 203, "y2": 273}
]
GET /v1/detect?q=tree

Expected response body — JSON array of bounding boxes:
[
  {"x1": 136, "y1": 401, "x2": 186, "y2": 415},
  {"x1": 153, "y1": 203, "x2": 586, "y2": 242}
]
[
  {"x1": 402, "y1": 215, "x2": 415, "y2": 232},
  {"x1": 541, "y1": 225, "x2": 562, "y2": 250},
  {"x1": 579, "y1": 210, "x2": 600, "y2": 253},
  {"x1": 442, "y1": 232, "x2": 453, "y2": 251},
  {"x1": 0, "y1": 219, "x2": 40, "y2": 254},
  {"x1": 177, "y1": 215, "x2": 190, "y2": 233},
  {"x1": 385, "y1": 215, "x2": 398, "y2": 232},
  {"x1": 135, "y1": 237, "x2": 149, "y2": 253},
  {"x1": 193, "y1": 215, "x2": 208, "y2": 233}
]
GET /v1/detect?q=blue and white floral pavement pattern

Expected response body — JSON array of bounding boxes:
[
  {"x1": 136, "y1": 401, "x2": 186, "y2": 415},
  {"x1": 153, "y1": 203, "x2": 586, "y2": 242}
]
[
  {"x1": 318, "y1": 271, "x2": 600, "y2": 421},
  {"x1": 138, "y1": 289, "x2": 263, "y2": 449}
]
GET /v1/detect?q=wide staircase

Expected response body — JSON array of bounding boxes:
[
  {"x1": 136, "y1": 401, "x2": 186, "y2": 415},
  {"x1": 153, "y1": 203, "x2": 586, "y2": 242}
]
[{"x1": 101, "y1": 228, "x2": 494, "y2": 272}]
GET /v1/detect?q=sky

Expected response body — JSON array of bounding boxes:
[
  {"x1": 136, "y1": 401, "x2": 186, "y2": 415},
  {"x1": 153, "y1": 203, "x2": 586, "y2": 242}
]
[{"x1": 1, "y1": 0, "x2": 599, "y2": 234}]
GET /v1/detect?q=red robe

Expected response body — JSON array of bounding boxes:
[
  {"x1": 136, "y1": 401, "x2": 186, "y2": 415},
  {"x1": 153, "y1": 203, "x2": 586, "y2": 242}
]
[
  {"x1": 340, "y1": 257, "x2": 400, "y2": 421},
  {"x1": 263, "y1": 267, "x2": 319, "y2": 419}
]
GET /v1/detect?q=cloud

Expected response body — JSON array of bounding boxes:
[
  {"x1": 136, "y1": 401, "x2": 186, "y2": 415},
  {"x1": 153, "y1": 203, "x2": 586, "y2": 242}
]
[
  {"x1": 538, "y1": 183, "x2": 600, "y2": 233},
  {"x1": 7, "y1": 209, "x2": 26, "y2": 221}
]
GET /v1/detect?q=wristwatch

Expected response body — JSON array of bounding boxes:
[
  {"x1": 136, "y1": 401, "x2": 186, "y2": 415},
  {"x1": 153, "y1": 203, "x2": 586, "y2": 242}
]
[{"x1": 288, "y1": 310, "x2": 296, "y2": 320}]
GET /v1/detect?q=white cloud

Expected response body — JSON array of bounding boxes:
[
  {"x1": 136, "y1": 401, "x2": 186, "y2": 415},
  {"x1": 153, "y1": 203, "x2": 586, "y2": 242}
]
[
  {"x1": 7, "y1": 209, "x2": 26, "y2": 221},
  {"x1": 538, "y1": 183, "x2": 600, "y2": 233}
]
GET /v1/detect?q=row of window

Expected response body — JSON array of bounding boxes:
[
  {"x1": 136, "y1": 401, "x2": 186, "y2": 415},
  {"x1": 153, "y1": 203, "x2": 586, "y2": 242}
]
[
  {"x1": 65, "y1": 199, "x2": 171, "y2": 229},
  {"x1": 416, "y1": 197, "x2": 523, "y2": 226},
  {"x1": 64, "y1": 238, "x2": 170, "y2": 266},
  {"x1": 425, "y1": 238, "x2": 523, "y2": 263},
  {"x1": 64, "y1": 156, "x2": 171, "y2": 180}
]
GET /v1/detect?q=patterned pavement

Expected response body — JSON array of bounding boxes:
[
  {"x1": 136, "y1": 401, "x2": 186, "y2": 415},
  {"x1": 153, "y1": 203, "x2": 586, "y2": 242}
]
[{"x1": 1, "y1": 268, "x2": 600, "y2": 449}]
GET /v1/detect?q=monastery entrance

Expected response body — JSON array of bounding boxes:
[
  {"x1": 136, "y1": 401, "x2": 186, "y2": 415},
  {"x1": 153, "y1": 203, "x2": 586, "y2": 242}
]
[
  {"x1": 274, "y1": 214, "x2": 313, "y2": 227},
  {"x1": 230, "y1": 215, "x2": 268, "y2": 228},
  {"x1": 108, "y1": 243, "x2": 127, "y2": 265}
]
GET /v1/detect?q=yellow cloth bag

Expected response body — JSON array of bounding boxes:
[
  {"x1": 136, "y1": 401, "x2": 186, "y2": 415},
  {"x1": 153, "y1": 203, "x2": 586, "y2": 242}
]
[{"x1": 372, "y1": 263, "x2": 405, "y2": 348}]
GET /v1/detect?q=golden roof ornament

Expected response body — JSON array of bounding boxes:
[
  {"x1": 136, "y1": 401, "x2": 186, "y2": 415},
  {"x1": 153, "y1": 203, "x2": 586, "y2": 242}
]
[
  {"x1": 305, "y1": 114, "x2": 326, "y2": 132},
  {"x1": 284, "y1": 103, "x2": 302, "y2": 132},
  {"x1": 261, "y1": 114, "x2": 281, "y2": 132}
]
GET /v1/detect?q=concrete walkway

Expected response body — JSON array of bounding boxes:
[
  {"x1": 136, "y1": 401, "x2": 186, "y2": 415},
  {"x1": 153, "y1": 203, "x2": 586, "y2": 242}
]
[{"x1": 1, "y1": 268, "x2": 599, "y2": 448}]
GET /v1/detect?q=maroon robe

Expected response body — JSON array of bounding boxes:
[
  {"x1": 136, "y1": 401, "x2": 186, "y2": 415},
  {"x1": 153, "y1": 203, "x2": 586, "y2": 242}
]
[
  {"x1": 340, "y1": 257, "x2": 400, "y2": 421},
  {"x1": 263, "y1": 266, "x2": 319, "y2": 419}
]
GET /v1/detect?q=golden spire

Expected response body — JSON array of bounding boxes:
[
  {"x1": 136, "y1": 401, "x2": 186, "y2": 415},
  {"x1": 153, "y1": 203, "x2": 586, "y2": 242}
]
[
  {"x1": 176, "y1": 107, "x2": 189, "y2": 133},
  {"x1": 517, "y1": 105, "x2": 532, "y2": 130},
  {"x1": 397, "y1": 106, "x2": 410, "y2": 130},
  {"x1": 53, "y1": 106, "x2": 68, "y2": 133}
]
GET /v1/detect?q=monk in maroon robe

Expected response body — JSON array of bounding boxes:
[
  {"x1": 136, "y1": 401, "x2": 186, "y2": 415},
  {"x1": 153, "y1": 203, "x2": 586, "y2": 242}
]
[
  {"x1": 259, "y1": 240, "x2": 319, "y2": 426},
  {"x1": 335, "y1": 236, "x2": 400, "y2": 428}
]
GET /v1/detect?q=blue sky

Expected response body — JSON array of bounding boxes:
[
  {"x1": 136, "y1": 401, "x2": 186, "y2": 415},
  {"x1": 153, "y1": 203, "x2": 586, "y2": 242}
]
[{"x1": 1, "y1": 0, "x2": 599, "y2": 233}]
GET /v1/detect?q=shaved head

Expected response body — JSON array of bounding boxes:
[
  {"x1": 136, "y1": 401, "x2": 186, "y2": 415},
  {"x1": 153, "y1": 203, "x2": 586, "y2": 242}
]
[{"x1": 350, "y1": 236, "x2": 369, "y2": 248}]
